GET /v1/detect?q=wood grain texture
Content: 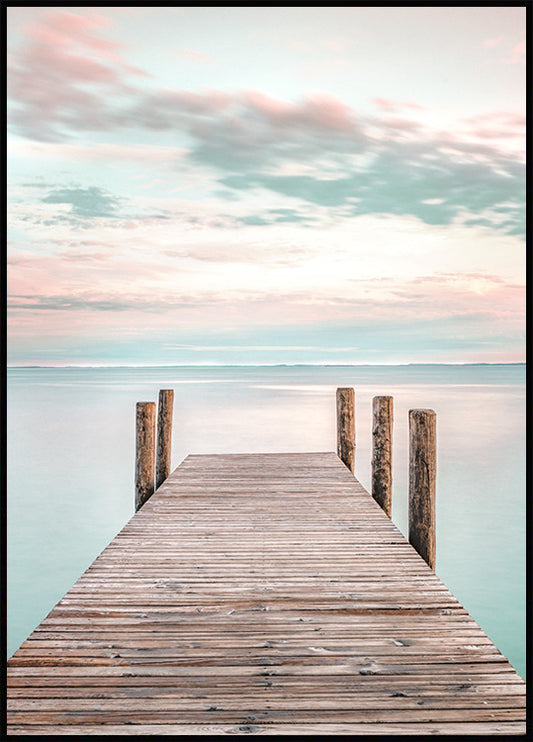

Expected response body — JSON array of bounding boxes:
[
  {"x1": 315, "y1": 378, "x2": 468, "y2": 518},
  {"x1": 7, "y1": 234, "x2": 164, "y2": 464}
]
[
  {"x1": 336, "y1": 388, "x2": 355, "y2": 473},
  {"x1": 7, "y1": 452, "x2": 525, "y2": 735},
  {"x1": 409, "y1": 409, "x2": 436, "y2": 570},
  {"x1": 156, "y1": 390, "x2": 174, "y2": 490},
  {"x1": 135, "y1": 402, "x2": 156, "y2": 511},
  {"x1": 372, "y1": 396, "x2": 393, "y2": 517}
]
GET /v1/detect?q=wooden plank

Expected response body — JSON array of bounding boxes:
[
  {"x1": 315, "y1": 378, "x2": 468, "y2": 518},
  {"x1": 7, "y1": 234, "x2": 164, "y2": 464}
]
[
  {"x1": 5, "y1": 722, "x2": 526, "y2": 735},
  {"x1": 7, "y1": 452, "x2": 525, "y2": 735},
  {"x1": 5, "y1": 708, "x2": 526, "y2": 723}
]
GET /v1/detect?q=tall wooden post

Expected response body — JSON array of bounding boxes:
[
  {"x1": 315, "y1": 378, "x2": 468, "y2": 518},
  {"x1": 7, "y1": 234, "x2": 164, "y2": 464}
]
[
  {"x1": 156, "y1": 389, "x2": 174, "y2": 490},
  {"x1": 372, "y1": 395, "x2": 393, "y2": 517},
  {"x1": 336, "y1": 387, "x2": 355, "y2": 473},
  {"x1": 135, "y1": 401, "x2": 156, "y2": 511},
  {"x1": 409, "y1": 408, "x2": 436, "y2": 570}
]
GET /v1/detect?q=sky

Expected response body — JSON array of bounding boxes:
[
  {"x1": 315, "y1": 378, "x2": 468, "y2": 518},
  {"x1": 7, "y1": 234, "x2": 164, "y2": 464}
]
[{"x1": 6, "y1": 6, "x2": 526, "y2": 366}]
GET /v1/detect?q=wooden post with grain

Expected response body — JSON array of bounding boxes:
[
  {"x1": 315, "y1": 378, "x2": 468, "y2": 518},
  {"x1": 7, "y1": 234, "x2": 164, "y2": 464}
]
[
  {"x1": 156, "y1": 389, "x2": 174, "y2": 490},
  {"x1": 408, "y1": 408, "x2": 436, "y2": 570},
  {"x1": 336, "y1": 387, "x2": 355, "y2": 473},
  {"x1": 135, "y1": 401, "x2": 156, "y2": 511},
  {"x1": 371, "y1": 395, "x2": 393, "y2": 517}
]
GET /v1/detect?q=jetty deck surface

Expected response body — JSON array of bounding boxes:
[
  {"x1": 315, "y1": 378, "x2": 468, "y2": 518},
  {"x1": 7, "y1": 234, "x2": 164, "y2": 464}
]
[{"x1": 7, "y1": 452, "x2": 526, "y2": 735}]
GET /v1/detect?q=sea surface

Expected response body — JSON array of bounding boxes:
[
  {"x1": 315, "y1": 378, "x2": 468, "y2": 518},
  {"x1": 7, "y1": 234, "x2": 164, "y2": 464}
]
[{"x1": 7, "y1": 364, "x2": 526, "y2": 679}]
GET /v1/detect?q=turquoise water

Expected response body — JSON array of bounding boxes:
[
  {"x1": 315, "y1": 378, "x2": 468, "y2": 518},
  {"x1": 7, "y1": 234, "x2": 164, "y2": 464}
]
[{"x1": 7, "y1": 364, "x2": 526, "y2": 679}]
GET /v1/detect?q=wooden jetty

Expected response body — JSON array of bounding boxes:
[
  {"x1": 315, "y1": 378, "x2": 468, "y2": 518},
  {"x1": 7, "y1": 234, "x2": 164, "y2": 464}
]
[{"x1": 6, "y1": 392, "x2": 526, "y2": 735}]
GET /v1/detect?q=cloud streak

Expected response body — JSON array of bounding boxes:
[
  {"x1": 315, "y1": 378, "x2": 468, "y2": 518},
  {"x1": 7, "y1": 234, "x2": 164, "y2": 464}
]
[
  {"x1": 7, "y1": 270, "x2": 524, "y2": 366},
  {"x1": 8, "y1": 272, "x2": 524, "y2": 326}
]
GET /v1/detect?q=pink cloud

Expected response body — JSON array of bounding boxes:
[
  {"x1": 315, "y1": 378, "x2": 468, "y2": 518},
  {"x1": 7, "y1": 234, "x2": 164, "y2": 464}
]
[
  {"x1": 297, "y1": 95, "x2": 356, "y2": 132},
  {"x1": 244, "y1": 91, "x2": 356, "y2": 133},
  {"x1": 8, "y1": 10, "x2": 151, "y2": 139},
  {"x1": 28, "y1": 11, "x2": 149, "y2": 76},
  {"x1": 123, "y1": 88, "x2": 360, "y2": 145},
  {"x1": 242, "y1": 91, "x2": 295, "y2": 120},
  {"x1": 9, "y1": 12, "x2": 520, "y2": 167},
  {"x1": 29, "y1": 12, "x2": 109, "y2": 44}
]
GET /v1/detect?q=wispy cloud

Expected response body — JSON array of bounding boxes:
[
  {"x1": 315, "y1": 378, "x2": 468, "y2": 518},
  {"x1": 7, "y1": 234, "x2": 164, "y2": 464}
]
[
  {"x1": 7, "y1": 268, "x2": 524, "y2": 364},
  {"x1": 8, "y1": 271, "x2": 524, "y2": 324}
]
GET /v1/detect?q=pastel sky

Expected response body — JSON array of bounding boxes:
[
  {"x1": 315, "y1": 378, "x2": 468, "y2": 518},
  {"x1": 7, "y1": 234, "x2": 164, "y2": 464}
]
[{"x1": 6, "y1": 6, "x2": 526, "y2": 366}]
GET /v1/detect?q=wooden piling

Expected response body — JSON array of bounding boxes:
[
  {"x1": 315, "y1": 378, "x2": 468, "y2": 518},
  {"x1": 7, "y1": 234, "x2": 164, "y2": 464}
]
[
  {"x1": 336, "y1": 387, "x2": 355, "y2": 473},
  {"x1": 135, "y1": 401, "x2": 156, "y2": 511},
  {"x1": 371, "y1": 395, "x2": 393, "y2": 517},
  {"x1": 408, "y1": 408, "x2": 436, "y2": 570},
  {"x1": 156, "y1": 389, "x2": 174, "y2": 490}
]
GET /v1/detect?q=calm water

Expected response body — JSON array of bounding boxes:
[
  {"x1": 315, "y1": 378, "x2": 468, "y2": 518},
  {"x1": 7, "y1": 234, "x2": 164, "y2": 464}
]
[{"x1": 7, "y1": 364, "x2": 526, "y2": 679}]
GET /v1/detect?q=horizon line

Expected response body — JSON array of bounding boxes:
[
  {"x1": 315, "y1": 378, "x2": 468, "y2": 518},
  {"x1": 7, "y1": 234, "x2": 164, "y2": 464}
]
[{"x1": 7, "y1": 361, "x2": 526, "y2": 369}]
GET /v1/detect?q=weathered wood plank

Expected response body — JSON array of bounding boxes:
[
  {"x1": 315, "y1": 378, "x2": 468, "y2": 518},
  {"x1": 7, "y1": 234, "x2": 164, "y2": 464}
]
[
  {"x1": 6, "y1": 707, "x2": 526, "y2": 722},
  {"x1": 6, "y1": 722, "x2": 526, "y2": 735}
]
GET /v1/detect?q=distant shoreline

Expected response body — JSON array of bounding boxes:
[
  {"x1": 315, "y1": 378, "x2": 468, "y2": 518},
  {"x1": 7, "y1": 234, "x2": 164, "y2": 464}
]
[{"x1": 7, "y1": 362, "x2": 526, "y2": 369}]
